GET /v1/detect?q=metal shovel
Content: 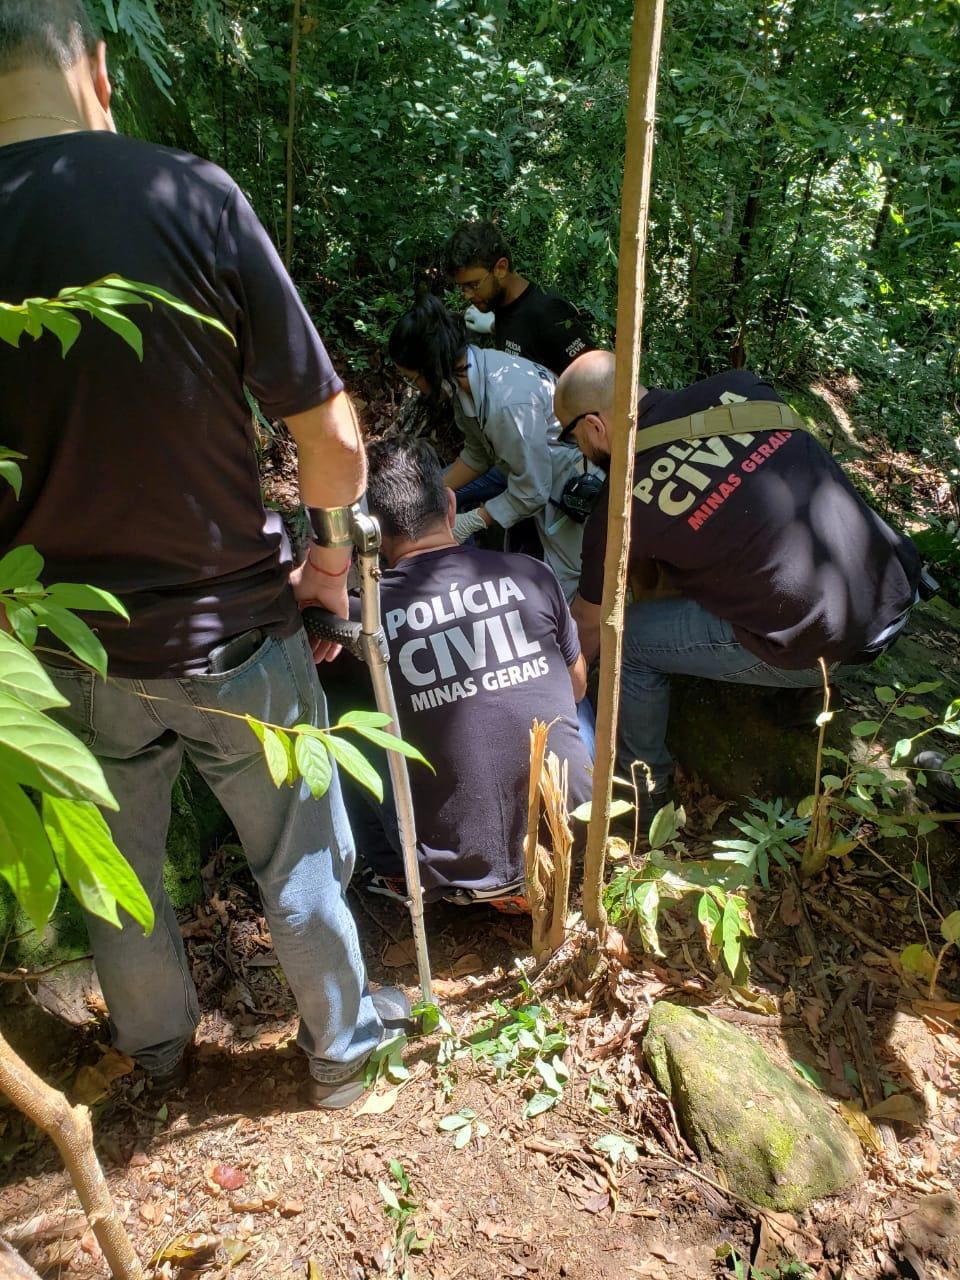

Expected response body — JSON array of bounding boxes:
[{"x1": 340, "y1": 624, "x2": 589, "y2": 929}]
[{"x1": 301, "y1": 508, "x2": 433, "y2": 1008}]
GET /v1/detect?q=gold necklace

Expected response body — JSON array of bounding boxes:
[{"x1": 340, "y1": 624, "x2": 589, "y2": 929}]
[{"x1": 0, "y1": 113, "x2": 83, "y2": 128}]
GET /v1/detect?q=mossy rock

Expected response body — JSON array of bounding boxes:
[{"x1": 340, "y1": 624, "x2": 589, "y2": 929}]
[{"x1": 643, "y1": 1001, "x2": 862, "y2": 1211}]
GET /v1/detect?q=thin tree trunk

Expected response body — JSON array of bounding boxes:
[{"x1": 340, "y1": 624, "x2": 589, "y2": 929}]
[
  {"x1": 582, "y1": 0, "x2": 666, "y2": 929},
  {"x1": 0, "y1": 1031, "x2": 143, "y2": 1280},
  {"x1": 0, "y1": 1242, "x2": 43, "y2": 1280},
  {"x1": 284, "y1": 0, "x2": 302, "y2": 269}
]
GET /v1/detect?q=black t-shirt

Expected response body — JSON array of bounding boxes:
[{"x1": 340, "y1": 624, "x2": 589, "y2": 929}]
[
  {"x1": 0, "y1": 131, "x2": 342, "y2": 676},
  {"x1": 379, "y1": 545, "x2": 591, "y2": 896},
  {"x1": 494, "y1": 283, "x2": 594, "y2": 374},
  {"x1": 578, "y1": 371, "x2": 921, "y2": 669}
]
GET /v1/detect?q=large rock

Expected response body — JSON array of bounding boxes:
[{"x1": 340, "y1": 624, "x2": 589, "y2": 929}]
[{"x1": 643, "y1": 1001, "x2": 863, "y2": 1211}]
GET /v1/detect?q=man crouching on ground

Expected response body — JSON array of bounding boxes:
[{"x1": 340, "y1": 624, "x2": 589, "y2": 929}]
[{"x1": 337, "y1": 439, "x2": 593, "y2": 912}]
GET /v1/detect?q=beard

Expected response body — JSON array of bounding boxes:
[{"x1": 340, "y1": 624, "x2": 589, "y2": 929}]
[{"x1": 587, "y1": 445, "x2": 611, "y2": 473}]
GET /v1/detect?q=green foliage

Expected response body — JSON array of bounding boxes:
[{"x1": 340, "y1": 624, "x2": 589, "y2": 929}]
[
  {"x1": 602, "y1": 802, "x2": 756, "y2": 979},
  {"x1": 0, "y1": 276, "x2": 233, "y2": 359},
  {"x1": 437, "y1": 1107, "x2": 489, "y2": 1149},
  {"x1": 712, "y1": 797, "x2": 808, "y2": 889},
  {"x1": 466, "y1": 982, "x2": 570, "y2": 1118},
  {"x1": 246, "y1": 707, "x2": 431, "y2": 804},
  {"x1": 377, "y1": 1159, "x2": 433, "y2": 1276}
]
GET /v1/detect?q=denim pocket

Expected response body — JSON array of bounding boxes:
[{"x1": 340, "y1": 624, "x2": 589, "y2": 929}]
[{"x1": 42, "y1": 662, "x2": 98, "y2": 748}]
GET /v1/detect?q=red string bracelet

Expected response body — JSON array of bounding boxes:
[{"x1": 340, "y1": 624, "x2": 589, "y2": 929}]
[{"x1": 307, "y1": 550, "x2": 351, "y2": 576}]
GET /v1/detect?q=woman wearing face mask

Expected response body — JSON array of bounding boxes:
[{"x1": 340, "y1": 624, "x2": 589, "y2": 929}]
[{"x1": 388, "y1": 295, "x2": 588, "y2": 601}]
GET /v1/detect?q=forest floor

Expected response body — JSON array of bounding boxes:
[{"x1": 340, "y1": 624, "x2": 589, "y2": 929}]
[{"x1": 2, "y1": 372, "x2": 959, "y2": 1280}]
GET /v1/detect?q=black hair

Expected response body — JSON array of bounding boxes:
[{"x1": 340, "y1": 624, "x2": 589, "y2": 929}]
[
  {"x1": 0, "y1": 0, "x2": 98, "y2": 74},
  {"x1": 388, "y1": 294, "x2": 468, "y2": 400},
  {"x1": 366, "y1": 439, "x2": 448, "y2": 541},
  {"x1": 444, "y1": 220, "x2": 513, "y2": 275}
]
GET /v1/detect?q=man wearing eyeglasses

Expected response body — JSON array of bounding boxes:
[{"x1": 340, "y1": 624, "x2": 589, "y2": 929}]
[
  {"x1": 445, "y1": 220, "x2": 594, "y2": 376},
  {"x1": 554, "y1": 351, "x2": 922, "y2": 823}
]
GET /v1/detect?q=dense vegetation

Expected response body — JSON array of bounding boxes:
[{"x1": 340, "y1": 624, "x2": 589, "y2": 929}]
[{"x1": 96, "y1": 2, "x2": 958, "y2": 483}]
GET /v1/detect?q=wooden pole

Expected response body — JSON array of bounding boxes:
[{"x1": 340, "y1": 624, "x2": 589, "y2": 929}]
[
  {"x1": 582, "y1": 0, "x2": 666, "y2": 930},
  {"x1": 284, "y1": 0, "x2": 302, "y2": 269}
]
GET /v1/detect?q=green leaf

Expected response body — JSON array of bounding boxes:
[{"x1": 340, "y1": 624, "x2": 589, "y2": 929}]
[
  {"x1": 0, "y1": 305, "x2": 27, "y2": 346},
  {"x1": 42, "y1": 795, "x2": 154, "y2": 933},
  {"x1": 453, "y1": 1123, "x2": 472, "y2": 1149},
  {"x1": 697, "y1": 892, "x2": 721, "y2": 931},
  {"x1": 0, "y1": 631, "x2": 69, "y2": 710},
  {"x1": 44, "y1": 583, "x2": 129, "y2": 618},
  {"x1": 900, "y1": 943, "x2": 936, "y2": 977},
  {"x1": 721, "y1": 898, "x2": 744, "y2": 975},
  {"x1": 592, "y1": 1134, "x2": 638, "y2": 1165},
  {"x1": 523, "y1": 1090, "x2": 558, "y2": 1118},
  {"x1": 437, "y1": 1112, "x2": 473, "y2": 1131},
  {"x1": 905, "y1": 681, "x2": 942, "y2": 695},
  {"x1": 0, "y1": 458, "x2": 23, "y2": 497},
  {"x1": 335, "y1": 709, "x2": 393, "y2": 729},
  {"x1": 98, "y1": 276, "x2": 235, "y2": 344},
  {"x1": 851, "y1": 720, "x2": 881, "y2": 737},
  {"x1": 79, "y1": 303, "x2": 143, "y2": 358},
  {"x1": 0, "y1": 776, "x2": 60, "y2": 931},
  {"x1": 892, "y1": 704, "x2": 930, "y2": 721},
  {"x1": 294, "y1": 732, "x2": 333, "y2": 798},
  {"x1": 38, "y1": 307, "x2": 82, "y2": 356},
  {"x1": 348, "y1": 723, "x2": 434, "y2": 770},
  {"x1": 0, "y1": 545, "x2": 44, "y2": 591},
  {"x1": 261, "y1": 727, "x2": 291, "y2": 787},
  {"x1": 0, "y1": 689, "x2": 116, "y2": 807},
  {"x1": 891, "y1": 738, "x2": 913, "y2": 764},
  {"x1": 30, "y1": 602, "x2": 108, "y2": 678},
  {"x1": 4, "y1": 600, "x2": 38, "y2": 647},
  {"x1": 792, "y1": 1060, "x2": 823, "y2": 1089},
  {"x1": 648, "y1": 800, "x2": 678, "y2": 849},
  {"x1": 911, "y1": 861, "x2": 931, "y2": 890},
  {"x1": 570, "y1": 797, "x2": 633, "y2": 822},
  {"x1": 377, "y1": 1180, "x2": 401, "y2": 1212},
  {"x1": 796, "y1": 794, "x2": 816, "y2": 819},
  {"x1": 873, "y1": 686, "x2": 897, "y2": 704},
  {"x1": 941, "y1": 911, "x2": 960, "y2": 945},
  {"x1": 325, "y1": 733, "x2": 384, "y2": 801}
]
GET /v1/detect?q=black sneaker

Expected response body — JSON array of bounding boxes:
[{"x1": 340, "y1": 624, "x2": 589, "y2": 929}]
[
  {"x1": 307, "y1": 987, "x2": 413, "y2": 1110},
  {"x1": 146, "y1": 1053, "x2": 191, "y2": 1094},
  {"x1": 914, "y1": 751, "x2": 960, "y2": 809}
]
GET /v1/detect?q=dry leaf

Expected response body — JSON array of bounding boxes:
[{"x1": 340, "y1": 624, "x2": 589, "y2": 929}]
[
  {"x1": 867, "y1": 1094, "x2": 922, "y2": 1125},
  {"x1": 913, "y1": 999, "x2": 960, "y2": 1026},
  {"x1": 382, "y1": 938, "x2": 418, "y2": 968},
  {"x1": 222, "y1": 1237, "x2": 255, "y2": 1266},
  {"x1": 307, "y1": 1259, "x2": 325, "y2": 1280},
  {"x1": 149, "y1": 1233, "x2": 220, "y2": 1268},
  {"x1": 356, "y1": 1086, "x2": 399, "y2": 1115},
  {"x1": 840, "y1": 1101, "x2": 885, "y2": 1153},
  {"x1": 445, "y1": 952, "x2": 484, "y2": 978},
  {"x1": 280, "y1": 1199, "x2": 304, "y2": 1217},
  {"x1": 229, "y1": 1197, "x2": 267, "y2": 1213},
  {"x1": 71, "y1": 1049, "x2": 135, "y2": 1105}
]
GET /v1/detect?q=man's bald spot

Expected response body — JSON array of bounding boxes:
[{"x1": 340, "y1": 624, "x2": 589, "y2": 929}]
[{"x1": 555, "y1": 349, "x2": 616, "y2": 424}]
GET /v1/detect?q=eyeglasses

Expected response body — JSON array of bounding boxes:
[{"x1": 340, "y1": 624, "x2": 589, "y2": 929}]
[
  {"x1": 454, "y1": 269, "x2": 493, "y2": 297},
  {"x1": 558, "y1": 409, "x2": 598, "y2": 443}
]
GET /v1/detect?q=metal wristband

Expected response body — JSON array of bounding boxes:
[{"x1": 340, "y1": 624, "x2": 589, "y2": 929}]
[{"x1": 307, "y1": 504, "x2": 356, "y2": 548}]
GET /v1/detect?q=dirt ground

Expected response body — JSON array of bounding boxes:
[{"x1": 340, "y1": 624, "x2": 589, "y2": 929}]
[{"x1": 2, "y1": 373, "x2": 960, "y2": 1279}]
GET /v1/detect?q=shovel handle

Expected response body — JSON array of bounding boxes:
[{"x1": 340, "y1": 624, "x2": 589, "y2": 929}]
[{"x1": 300, "y1": 607, "x2": 364, "y2": 661}]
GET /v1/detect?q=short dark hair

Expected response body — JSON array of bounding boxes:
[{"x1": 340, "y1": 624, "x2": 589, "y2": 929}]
[
  {"x1": 388, "y1": 294, "x2": 467, "y2": 400},
  {"x1": 444, "y1": 220, "x2": 513, "y2": 275},
  {"x1": 366, "y1": 439, "x2": 448, "y2": 541},
  {"x1": 0, "y1": 0, "x2": 98, "y2": 74}
]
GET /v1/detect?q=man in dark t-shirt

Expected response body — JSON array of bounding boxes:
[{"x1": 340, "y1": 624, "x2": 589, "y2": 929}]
[
  {"x1": 443, "y1": 219, "x2": 597, "y2": 530},
  {"x1": 0, "y1": 2, "x2": 404, "y2": 1108},
  {"x1": 445, "y1": 219, "x2": 594, "y2": 375},
  {"x1": 350, "y1": 439, "x2": 592, "y2": 905},
  {"x1": 554, "y1": 351, "x2": 921, "y2": 816}
]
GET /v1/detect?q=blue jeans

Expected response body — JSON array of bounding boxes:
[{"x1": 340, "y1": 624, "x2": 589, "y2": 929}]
[
  {"x1": 45, "y1": 630, "x2": 383, "y2": 1083},
  {"x1": 455, "y1": 467, "x2": 507, "y2": 512},
  {"x1": 619, "y1": 598, "x2": 824, "y2": 798}
]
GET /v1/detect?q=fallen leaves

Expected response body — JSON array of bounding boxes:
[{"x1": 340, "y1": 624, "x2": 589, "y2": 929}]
[
  {"x1": 207, "y1": 1162, "x2": 246, "y2": 1192},
  {"x1": 70, "y1": 1048, "x2": 135, "y2": 1105}
]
